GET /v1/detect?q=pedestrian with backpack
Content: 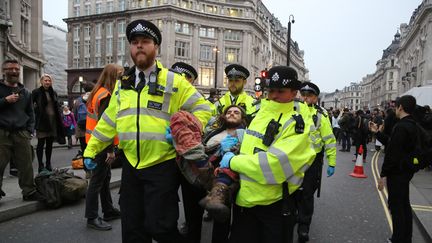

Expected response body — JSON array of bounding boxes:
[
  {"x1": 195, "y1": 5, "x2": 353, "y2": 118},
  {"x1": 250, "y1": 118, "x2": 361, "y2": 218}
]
[
  {"x1": 84, "y1": 64, "x2": 123, "y2": 231},
  {"x1": 62, "y1": 105, "x2": 76, "y2": 149},
  {"x1": 370, "y1": 95, "x2": 418, "y2": 243}
]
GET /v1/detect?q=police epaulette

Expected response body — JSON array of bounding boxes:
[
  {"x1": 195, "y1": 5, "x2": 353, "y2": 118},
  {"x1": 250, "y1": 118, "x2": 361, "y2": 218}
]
[{"x1": 314, "y1": 104, "x2": 327, "y2": 117}]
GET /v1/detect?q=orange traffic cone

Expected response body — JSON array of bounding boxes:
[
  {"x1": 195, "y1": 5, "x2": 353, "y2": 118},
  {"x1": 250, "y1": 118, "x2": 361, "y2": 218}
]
[{"x1": 350, "y1": 145, "x2": 367, "y2": 178}]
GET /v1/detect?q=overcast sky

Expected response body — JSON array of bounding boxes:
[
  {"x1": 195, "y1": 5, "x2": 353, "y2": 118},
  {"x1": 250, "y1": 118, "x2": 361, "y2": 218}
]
[{"x1": 43, "y1": 0, "x2": 422, "y2": 92}]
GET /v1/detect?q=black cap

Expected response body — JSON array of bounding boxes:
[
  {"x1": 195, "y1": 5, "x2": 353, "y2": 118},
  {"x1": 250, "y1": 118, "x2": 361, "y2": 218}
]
[
  {"x1": 126, "y1": 19, "x2": 162, "y2": 45},
  {"x1": 225, "y1": 64, "x2": 250, "y2": 80},
  {"x1": 300, "y1": 81, "x2": 320, "y2": 96},
  {"x1": 266, "y1": 66, "x2": 301, "y2": 90},
  {"x1": 171, "y1": 62, "x2": 198, "y2": 81}
]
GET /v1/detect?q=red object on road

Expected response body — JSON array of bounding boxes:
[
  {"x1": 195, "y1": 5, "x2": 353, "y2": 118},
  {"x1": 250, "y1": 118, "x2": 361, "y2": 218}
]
[{"x1": 350, "y1": 145, "x2": 367, "y2": 178}]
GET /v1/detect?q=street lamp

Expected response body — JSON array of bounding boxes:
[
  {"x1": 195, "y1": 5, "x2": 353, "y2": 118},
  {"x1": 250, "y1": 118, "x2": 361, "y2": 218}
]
[
  {"x1": 213, "y1": 46, "x2": 220, "y2": 89},
  {"x1": 78, "y1": 76, "x2": 84, "y2": 94},
  {"x1": 287, "y1": 14, "x2": 295, "y2": 66}
]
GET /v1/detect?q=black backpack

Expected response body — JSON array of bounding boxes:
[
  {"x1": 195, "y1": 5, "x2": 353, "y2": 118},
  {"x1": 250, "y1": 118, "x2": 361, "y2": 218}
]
[{"x1": 406, "y1": 120, "x2": 432, "y2": 173}]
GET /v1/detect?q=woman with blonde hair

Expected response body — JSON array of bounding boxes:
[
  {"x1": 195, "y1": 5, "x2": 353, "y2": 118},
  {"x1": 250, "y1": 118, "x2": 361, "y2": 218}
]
[
  {"x1": 32, "y1": 74, "x2": 65, "y2": 172},
  {"x1": 84, "y1": 63, "x2": 123, "y2": 231}
]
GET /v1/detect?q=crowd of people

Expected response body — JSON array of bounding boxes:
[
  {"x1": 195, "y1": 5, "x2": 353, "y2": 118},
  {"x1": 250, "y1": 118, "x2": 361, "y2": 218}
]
[{"x1": 0, "y1": 16, "x2": 431, "y2": 243}]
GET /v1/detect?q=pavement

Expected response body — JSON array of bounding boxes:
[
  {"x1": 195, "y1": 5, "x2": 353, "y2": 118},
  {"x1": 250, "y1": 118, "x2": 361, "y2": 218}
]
[{"x1": 0, "y1": 140, "x2": 431, "y2": 242}]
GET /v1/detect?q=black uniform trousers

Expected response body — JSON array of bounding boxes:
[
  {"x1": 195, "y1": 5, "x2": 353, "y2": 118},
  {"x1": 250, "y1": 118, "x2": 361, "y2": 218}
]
[
  {"x1": 85, "y1": 147, "x2": 115, "y2": 219},
  {"x1": 229, "y1": 198, "x2": 297, "y2": 243},
  {"x1": 120, "y1": 158, "x2": 185, "y2": 243},
  {"x1": 180, "y1": 174, "x2": 232, "y2": 243},
  {"x1": 387, "y1": 173, "x2": 413, "y2": 243},
  {"x1": 296, "y1": 150, "x2": 324, "y2": 233}
]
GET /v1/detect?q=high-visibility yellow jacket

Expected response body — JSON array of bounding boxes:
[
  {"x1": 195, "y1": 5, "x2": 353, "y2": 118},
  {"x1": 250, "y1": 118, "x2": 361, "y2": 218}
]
[
  {"x1": 229, "y1": 99, "x2": 316, "y2": 208},
  {"x1": 214, "y1": 91, "x2": 256, "y2": 115},
  {"x1": 84, "y1": 61, "x2": 213, "y2": 169},
  {"x1": 308, "y1": 104, "x2": 337, "y2": 166}
]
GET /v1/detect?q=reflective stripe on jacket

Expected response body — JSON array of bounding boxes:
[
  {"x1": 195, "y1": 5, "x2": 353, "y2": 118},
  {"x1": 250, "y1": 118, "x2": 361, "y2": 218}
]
[
  {"x1": 214, "y1": 91, "x2": 256, "y2": 115},
  {"x1": 83, "y1": 61, "x2": 213, "y2": 169},
  {"x1": 309, "y1": 105, "x2": 337, "y2": 166},
  {"x1": 229, "y1": 99, "x2": 316, "y2": 208},
  {"x1": 85, "y1": 87, "x2": 119, "y2": 145}
]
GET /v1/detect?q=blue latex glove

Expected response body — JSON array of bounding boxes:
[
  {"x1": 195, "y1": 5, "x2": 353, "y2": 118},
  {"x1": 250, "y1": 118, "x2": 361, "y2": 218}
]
[
  {"x1": 220, "y1": 152, "x2": 235, "y2": 168},
  {"x1": 84, "y1": 158, "x2": 97, "y2": 170},
  {"x1": 165, "y1": 127, "x2": 173, "y2": 145},
  {"x1": 327, "y1": 166, "x2": 335, "y2": 177},
  {"x1": 220, "y1": 135, "x2": 239, "y2": 154}
]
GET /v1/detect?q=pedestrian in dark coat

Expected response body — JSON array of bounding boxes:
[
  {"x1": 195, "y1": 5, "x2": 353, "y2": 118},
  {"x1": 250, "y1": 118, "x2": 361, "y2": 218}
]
[
  {"x1": 371, "y1": 95, "x2": 418, "y2": 243},
  {"x1": 32, "y1": 74, "x2": 64, "y2": 172}
]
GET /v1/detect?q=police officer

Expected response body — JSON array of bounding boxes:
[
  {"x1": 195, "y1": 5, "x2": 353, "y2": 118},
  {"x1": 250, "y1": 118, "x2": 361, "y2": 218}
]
[
  {"x1": 219, "y1": 66, "x2": 316, "y2": 243},
  {"x1": 171, "y1": 62, "x2": 198, "y2": 85},
  {"x1": 215, "y1": 64, "x2": 256, "y2": 117},
  {"x1": 297, "y1": 81, "x2": 337, "y2": 242},
  {"x1": 83, "y1": 19, "x2": 213, "y2": 242}
]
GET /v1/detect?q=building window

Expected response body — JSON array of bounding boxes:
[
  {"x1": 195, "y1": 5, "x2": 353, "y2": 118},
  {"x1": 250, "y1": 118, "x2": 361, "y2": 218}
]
[
  {"x1": 74, "y1": 6, "x2": 80, "y2": 17},
  {"x1": 73, "y1": 58, "x2": 80, "y2": 68},
  {"x1": 84, "y1": 40, "x2": 91, "y2": 56},
  {"x1": 95, "y1": 2, "x2": 102, "y2": 14},
  {"x1": 199, "y1": 27, "x2": 215, "y2": 38},
  {"x1": 227, "y1": 8, "x2": 240, "y2": 17},
  {"x1": 106, "y1": 55, "x2": 113, "y2": 64},
  {"x1": 389, "y1": 82, "x2": 393, "y2": 90},
  {"x1": 225, "y1": 47, "x2": 240, "y2": 62},
  {"x1": 74, "y1": 0, "x2": 80, "y2": 4},
  {"x1": 107, "y1": 1, "x2": 113, "y2": 12},
  {"x1": 84, "y1": 57, "x2": 90, "y2": 68},
  {"x1": 84, "y1": 3, "x2": 91, "y2": 15},
  {"x1": 391, "y1": 59, "x2": 395, "y2": 67},
  {"x1": 175, "y1": 22, "x2": 190, "y2": 34},
  {"x1": 117, "y1": 55, "x2": 125, "y2": 66},
  {"x1": 198, "y1": 67, "x2": 214, "y2": 87},
  {"x1": 95, "y1": 56, "x2": 102, "y2": 67},
  {"x1": 118, "y1": 0, "x2": 126, "y2": 11},
  {"x1": 95, "y1": 23, "x2": 102, "y2": 37},
  {"x1": 106, "y1": 22, "x2": 113, "y2": 37},
  {"x1": 224, "y1": 30, "x2": 241, "y2": 41},
  {"x1": 95, "y1": 39, "x2": 101, "y2": 54},
  {"x1": 106, "y1": 38, "x2": 113, "y2": 55},
  {"x1": 84, "y1": 24, "x2": 91, "y2": 39},
  {"x1": 118, "y1": 37, "x2": 126, "y2": 54},
  {"x1": 206, "y1": 5, "x2": 217, "y2": 14},
  {"x1": 118, "y1": 20, "x2": 126, "y2": 35},
  {"x1": 175, "y1": 41, "x2": 190, "y2": 58},
  {"x1": 389, "y1": 71, "x2": 394, "y2": 80},
  {"x1": 200, "y1": 45, "x2": 213, "y2": 61},
  {"x1": 146, "y1": 0, "x2": 152, "y2": 7},
  {"x1": 73, "y1": 41, "x2": 80, "y2": 57},
  {"x1": 73, "y1": 26, "x2": 80, "y2": 40}
]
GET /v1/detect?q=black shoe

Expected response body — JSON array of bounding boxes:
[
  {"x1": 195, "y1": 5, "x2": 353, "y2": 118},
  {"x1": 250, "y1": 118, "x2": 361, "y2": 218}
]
[
  {"x1": 23, "y1": 191, "x2": 45, "y2": 201},
  {"x1": 0, "y1": 189, "x2": 5, "y2": 200},
  {"x1": 298, "y1": 231, "x2": 309, "y2": 242},
  {"x1": 87, "y1": 217, "x2": 112, "y2": 231},
  {"x1": 103, "y1": 208, "x2": 121, "y2": 221},
  {"x1": 179, "y1": 222, "x2": 189, "y2": 236},
  {"x1": 9, "y1": 168, "x2": 18, "y2": 177},
  {"x1": 45, "y1": 164, "x2": 52, "y2": 171}
]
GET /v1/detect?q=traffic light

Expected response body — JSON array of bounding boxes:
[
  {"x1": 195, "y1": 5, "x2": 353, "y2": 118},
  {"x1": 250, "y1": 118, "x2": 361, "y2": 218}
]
[
  {"x1": 260, "y1": 69, "x2": 268, "y2": 79},
  {"x1": 254, "y1": 77, "x2": 262, "y2": 92}
]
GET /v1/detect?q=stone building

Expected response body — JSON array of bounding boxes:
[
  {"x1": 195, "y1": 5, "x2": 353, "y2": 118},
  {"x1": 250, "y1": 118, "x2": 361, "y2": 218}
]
[
  {"x1": 0, "y1": 0, "x2": 44, "y2": 89},
  {"x1": 398, "y1": 0, "x2": 432, "y2": 94},
  {"x1": 64, "y1": 0, "x2": 308, "y2": 99},
  {"x1": 339, "y1": 82, "x2": 362, "y2": 111}
]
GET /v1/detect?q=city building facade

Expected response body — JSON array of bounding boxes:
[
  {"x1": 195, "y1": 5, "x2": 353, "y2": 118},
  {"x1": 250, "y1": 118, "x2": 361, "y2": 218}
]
[
  {"x1": 321, "y1": 90, "x2": 341, "y2": 110},
  {"x1": 64, "y1": 0, "x2": 308, "y2": 99},
  {"x1": 0, "y1": 0, "x2": 44, "y2": 89},
  {"x1": 339, "y1": 82, "x2": 362, "y2": 111},
  {"x1": 397, "y1": 0, "x2": 432, "y2": 94}
]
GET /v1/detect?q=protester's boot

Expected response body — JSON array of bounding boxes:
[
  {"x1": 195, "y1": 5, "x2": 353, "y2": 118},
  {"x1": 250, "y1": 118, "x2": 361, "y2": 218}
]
[
  {"x1": 199, "y1": 182, "x2": 230, "y2": 222},
  {"x1": 45, "y1": 161, "x2": 52, "y2": 171}
]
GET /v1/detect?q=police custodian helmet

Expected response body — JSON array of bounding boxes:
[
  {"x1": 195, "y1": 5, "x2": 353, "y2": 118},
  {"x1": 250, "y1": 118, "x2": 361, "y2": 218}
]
[
  {"x1": 126, "y1": 19, "x2": 162, "y2": 45},
  {"x1": 300, "y1": 81, "x2": 320, "y2": 96},
  {"x1": 225, "y1": 64, "x2": 250, "y2": 80},
  {"x1": 266, "y1": 66, "x2": 302, "y2": 90},
  {"x1": 171, "y1": 62, "x2": 198, "y2": 81}
]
